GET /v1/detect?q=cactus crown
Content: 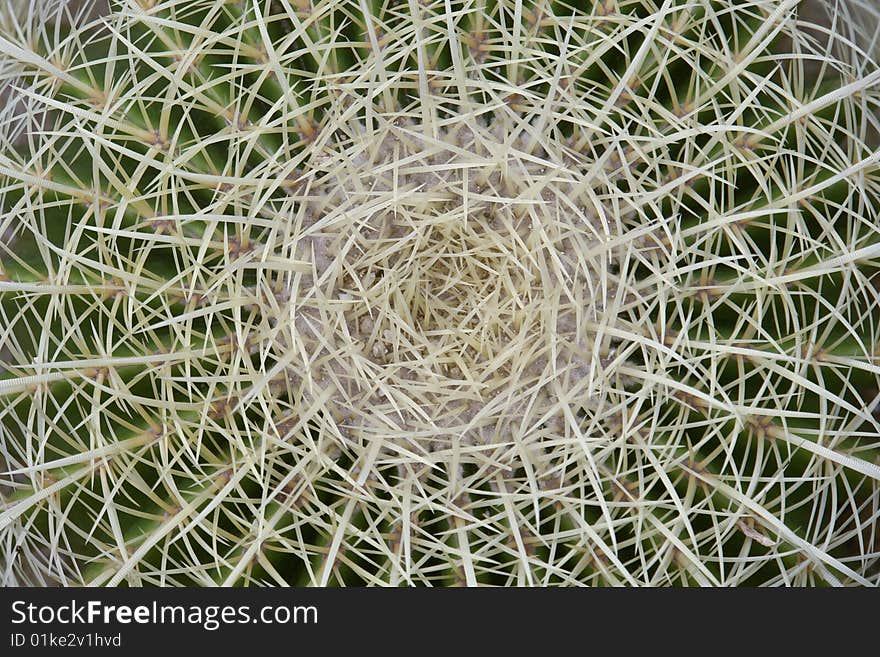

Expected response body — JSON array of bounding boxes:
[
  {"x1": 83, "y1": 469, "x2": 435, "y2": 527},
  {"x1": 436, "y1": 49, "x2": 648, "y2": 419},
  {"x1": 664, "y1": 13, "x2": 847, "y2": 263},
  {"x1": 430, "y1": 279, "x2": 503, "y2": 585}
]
[{"x1": 1, "y1": 0, "x2": 879, "y2": 586}]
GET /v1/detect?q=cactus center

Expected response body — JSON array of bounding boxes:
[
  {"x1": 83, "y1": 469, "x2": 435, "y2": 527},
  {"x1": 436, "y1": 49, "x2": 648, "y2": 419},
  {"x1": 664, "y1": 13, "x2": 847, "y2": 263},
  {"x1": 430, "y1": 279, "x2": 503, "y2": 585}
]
[{"x1": 279, "y1": 113, "x2": 627, "y2": 463}]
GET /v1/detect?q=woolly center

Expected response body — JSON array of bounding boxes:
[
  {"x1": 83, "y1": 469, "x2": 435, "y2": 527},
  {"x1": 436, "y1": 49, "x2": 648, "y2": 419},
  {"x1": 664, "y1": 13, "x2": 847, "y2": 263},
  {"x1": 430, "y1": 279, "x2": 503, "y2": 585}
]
[{"x1": 284, "y1": 115, "x2": 618, "y2": 453}]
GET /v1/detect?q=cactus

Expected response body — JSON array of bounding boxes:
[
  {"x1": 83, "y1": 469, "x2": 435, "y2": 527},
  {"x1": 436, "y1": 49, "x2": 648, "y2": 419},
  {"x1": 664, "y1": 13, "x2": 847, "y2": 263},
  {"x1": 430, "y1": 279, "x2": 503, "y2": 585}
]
[{"x1": 0, "y1": 0, "x2": 879, "y2": 586}]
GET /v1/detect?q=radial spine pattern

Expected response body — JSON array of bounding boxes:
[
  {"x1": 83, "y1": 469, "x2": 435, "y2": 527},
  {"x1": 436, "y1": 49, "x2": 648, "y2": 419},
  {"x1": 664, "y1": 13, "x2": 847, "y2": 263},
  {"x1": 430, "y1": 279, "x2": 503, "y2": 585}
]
[{"x1": 0, "y1": 0, "x2": 879, "y2": 586}]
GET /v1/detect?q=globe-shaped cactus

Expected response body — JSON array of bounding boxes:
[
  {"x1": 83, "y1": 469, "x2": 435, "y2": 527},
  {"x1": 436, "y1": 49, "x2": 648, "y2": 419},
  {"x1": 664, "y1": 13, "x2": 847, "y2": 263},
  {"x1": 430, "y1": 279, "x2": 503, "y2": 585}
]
[{"x1": 1, "y1": 0, "x2": 879, "y2": 586}]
